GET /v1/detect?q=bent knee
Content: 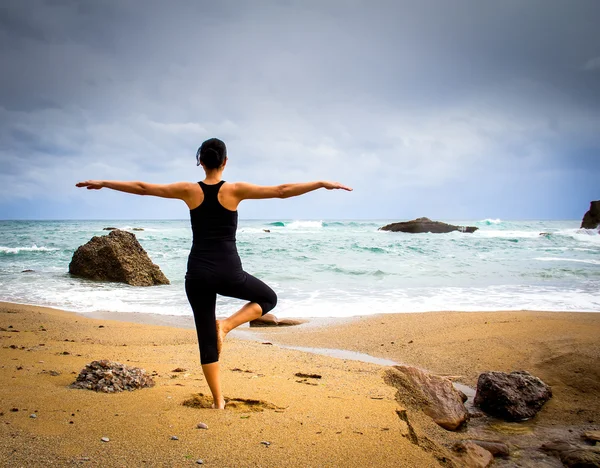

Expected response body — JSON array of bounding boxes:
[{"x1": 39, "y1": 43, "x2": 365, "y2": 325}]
[{"x1": 260, "y1": 291, "x2": 277, "y2": 316}]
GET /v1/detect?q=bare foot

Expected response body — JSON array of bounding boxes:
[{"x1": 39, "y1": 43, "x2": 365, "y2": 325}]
[
  {"x1": 216, "y1": 320, "x2": 226, "y2": 357},
  {"x1": 211, "y1": 398, "x2": 226, "y2": 410}
]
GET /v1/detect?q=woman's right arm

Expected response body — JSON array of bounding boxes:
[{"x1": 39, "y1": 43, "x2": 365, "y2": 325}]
[{"x1": 232, "y1": 181, "x2": 352, "y2": 201}]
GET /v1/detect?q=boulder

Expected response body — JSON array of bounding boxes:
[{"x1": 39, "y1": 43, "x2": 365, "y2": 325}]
[
  {"x1": 69, "y1": 229, "x2": 169, "y2": 286},
  {"x1": 541, "y1": 440, "x2": 600, "y2": 467},
  {"x1": 464, "y1": 440, "x2": 510, "y2": 457},
  {"x1": 250, "y1": 313, "x2": 305, "y2": 327},
  {"x1": 70, "y1": 360, "x2": 155, "y2": 392},
  {"x1": 451, "y1": 441, "x2": 494, "y2": 468},
  {"x1": 384, "y1": 365, "x2": 468, "y2": 431},
  {"x1": 103, "y1": 227, "x2": 117, "y2": 230},
  {"x1": 379, "y1": 217, "x2": 478, "y2": 233},
  {"x1": 581, "y1": 201, "x2": 600, "y2": 229},
  {"x1": 474, "y1": 370, "x2": 552, "y2": 421}
]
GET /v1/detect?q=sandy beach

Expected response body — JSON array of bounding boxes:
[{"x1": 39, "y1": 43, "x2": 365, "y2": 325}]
[{"x1": 1, "y1": 302, "x2": 599, "y2": 467}]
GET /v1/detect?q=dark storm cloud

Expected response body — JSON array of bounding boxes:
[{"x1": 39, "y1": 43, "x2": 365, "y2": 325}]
[{"x1": 0, "y1": 0, "x2": 599, "y2": 218}]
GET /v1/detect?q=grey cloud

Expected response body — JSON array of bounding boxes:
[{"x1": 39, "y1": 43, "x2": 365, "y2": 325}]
[{"x1": 1, "y1": 0, "x2": 599, "y2": 218}]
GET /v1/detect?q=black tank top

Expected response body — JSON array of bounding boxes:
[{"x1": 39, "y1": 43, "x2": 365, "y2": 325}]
[{"x1": 189, "y1": 181, "x2": 238, "y2": 254}]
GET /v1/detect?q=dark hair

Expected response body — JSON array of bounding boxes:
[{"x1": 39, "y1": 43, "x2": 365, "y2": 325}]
[{"x1": 197, "y1": 138, "x2": 227, "y2": 169}]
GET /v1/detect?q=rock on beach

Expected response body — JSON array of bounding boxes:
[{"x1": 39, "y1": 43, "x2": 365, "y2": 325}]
[
  {"x1": 250, "y1": 313, "x2": 305, "y2": 327},
  {"x1": 474, "y1": 370, "x2": 552, "y2": 421},
  {"x1": 69, "y1": 229, "x2": 169, "y2": 286},
  {"x1": 384, "y1": 365, "x2": 468, "y2": 431},
  {"x1": 70, "y1": 359, "x2": 155, "y2": 393}
]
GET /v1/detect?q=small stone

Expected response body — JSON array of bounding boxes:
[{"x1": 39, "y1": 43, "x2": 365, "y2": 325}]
[
  {"x1": 197, "y1": 422, "x2": 208, "y2": 430},
  {"x1": 171, "y1": 435, "x2": 179, "y2": 440},
  {"x1": 10, "y1": 408, "x2": 18, "y2": 412},
  {"x1": 196, "y1": 460, "x2": 204, "y2": 465},
  {"x1": 29, "y1": 414, "x2": 37, "y2": 419},
  {"x1": 101, "y1": 437, "x2": 110, "y2": 442},
  {"x1": 172, "y1": 367, "x2": 187, "y2": 372},
  {"x1": 260, "y1": 441, "x2": 271, "y2": 446}
]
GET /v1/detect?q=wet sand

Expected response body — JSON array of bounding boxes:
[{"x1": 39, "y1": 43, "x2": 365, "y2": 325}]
[{"x1": 1, "y1": 302, "x2": 599, "y2": 467}]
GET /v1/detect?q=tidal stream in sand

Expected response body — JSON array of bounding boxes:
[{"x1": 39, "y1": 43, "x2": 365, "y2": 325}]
[{"x1": 241, "y1": 328, "x2": 586, "y2": 467}]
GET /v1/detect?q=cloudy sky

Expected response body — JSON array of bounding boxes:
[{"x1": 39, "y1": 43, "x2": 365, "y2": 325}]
[{"x1": 1, "y1": 0, "x2": 598, "y2": 220}]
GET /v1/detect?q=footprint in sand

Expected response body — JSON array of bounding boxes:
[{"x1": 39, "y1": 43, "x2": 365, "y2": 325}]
[{"x1": 182, "y1": 393, "x2": 285, "y2": 412}]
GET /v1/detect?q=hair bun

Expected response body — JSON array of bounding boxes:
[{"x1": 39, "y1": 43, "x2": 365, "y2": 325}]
[{"x1": 198, "y1": 138, "x2": 227, "y2": 169}]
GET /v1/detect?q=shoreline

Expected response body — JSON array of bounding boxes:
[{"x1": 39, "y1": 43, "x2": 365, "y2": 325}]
[{"x1": 1, "y1": 301, "x2": 599, "y2": 466}]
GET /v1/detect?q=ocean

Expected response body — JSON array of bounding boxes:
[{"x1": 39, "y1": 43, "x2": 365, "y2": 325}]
[{"x1": 0, "y1": 219, "x2": 598, "y2": 319}]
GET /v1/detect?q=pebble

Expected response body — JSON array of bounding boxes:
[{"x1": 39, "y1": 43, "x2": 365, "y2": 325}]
[
  {"x1": 197, "y1": 422, "x2": 208, "y2": 430},
  {"x1": 171, "y1": 436, "x2": 179, "y2": 440},
  {"x1": 101, "y1": 437, "x2": 110, "y2": 442},
  {"x1": 29, "y1": 414, "x2": 37, "y2": 419},
  {"x1": 260, "y1": 441, "x2": 271, "y2": 446},
  {"x1": 196, "y1": 460, "x2": 204, "y2": 465}
]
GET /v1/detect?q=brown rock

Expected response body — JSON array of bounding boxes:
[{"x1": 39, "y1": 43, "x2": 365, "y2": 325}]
[
  {"x1": 542, "y1": 440, "x2": 600, "y2": 467},
  {"x1": 452, "y1": 441, "x2": 494, "y2": 468},
  {"x1": 465, "y1": 440, "x2": 510, "y2": 457},
  {"x1": 379, "y1": 217, "x2": 478, "y2": 234},
  {"x1": 384, "y1": 365, "x2": 468, "y2": 431},
  {"x1": 250, "y1": 314, "x2": 306, "y2": 327},
  {"x1": 474, "y1": 370, "x2": 552, "y2": 421},
  {"x1": 277, "y1": 319, "x2": 306, "y2": 326},
  {"x1": 69, "y1": 230, "x2": 169, "y2": 286},
  {"x1": 581, "y1": 201, "x2": 600, "y2": 229},
  {"x1": 250, "y1": 313, "x2": 278, "y2": 327}
]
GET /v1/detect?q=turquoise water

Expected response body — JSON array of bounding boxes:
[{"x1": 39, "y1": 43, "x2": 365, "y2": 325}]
[{"x1": 0, "y1": 219, "x2": 598, "y2": 318}]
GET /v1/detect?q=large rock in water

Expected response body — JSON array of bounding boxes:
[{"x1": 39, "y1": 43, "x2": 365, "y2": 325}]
[
  {"x1": 384, "y1": 365, "x2": 469, "y2": 431},
  {"x1": 474, "y1": 370, "x2": 552, "y2": 421},
  {"x1": 581, "y1": 201, "x2": 600, "y2": 229},
  {"x1": 380, "y1": 217, "x2": 478, "y2": 233},
  {"x1": 69, "y1": 229, "x2": 169, "y2": 286}
]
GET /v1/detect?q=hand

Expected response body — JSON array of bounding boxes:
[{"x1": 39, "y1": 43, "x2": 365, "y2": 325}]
[
  {"x1": 322, "y1": 181, "x2": 353, "y2": 191},
  {"x1": 76, "y1": 180, "x2": 104, "y2": 190}
]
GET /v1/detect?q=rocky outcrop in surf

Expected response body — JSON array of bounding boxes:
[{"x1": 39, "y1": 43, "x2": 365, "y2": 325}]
[
  {"x1": 69, "y1": 229, "x2": 169, "y2": 286},
  {"x1": 581, "y1": 201, "x2": 600, "y2": 229},
  {"x1": 379, "y1": 217, "x2": 478, "y2": 233}
]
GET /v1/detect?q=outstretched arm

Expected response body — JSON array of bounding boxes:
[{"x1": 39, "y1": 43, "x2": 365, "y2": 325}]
[
  {"x1": 233, "y1": 181, "x2": 352, "y2": 201},
  {"x1": 75, "y1": 180, "x2": 195, "y2": 201}
]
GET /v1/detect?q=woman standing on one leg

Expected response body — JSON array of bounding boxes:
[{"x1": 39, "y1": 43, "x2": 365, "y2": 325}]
[{"x1": 77, "y1": 137, "x2": 352, "y2": 409}]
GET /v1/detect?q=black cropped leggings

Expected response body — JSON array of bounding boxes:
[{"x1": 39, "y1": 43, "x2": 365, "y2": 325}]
[{"x1": 185, "y1": 273, "x2": 277, "y2": 365}]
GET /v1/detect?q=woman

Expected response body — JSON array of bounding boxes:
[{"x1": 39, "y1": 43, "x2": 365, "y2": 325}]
[{"x1": 77, "y1": 137, "x2": 352, "y2": 409}]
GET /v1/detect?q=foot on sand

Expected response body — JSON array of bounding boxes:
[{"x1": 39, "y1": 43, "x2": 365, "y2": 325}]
[{"x1": 211, "y1": 398, "x2": 226, "y2": 410}]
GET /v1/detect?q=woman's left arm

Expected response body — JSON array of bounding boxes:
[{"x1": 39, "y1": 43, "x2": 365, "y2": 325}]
[{"x1": 76, "y1": 180, "x2": 195, "y2": 201}]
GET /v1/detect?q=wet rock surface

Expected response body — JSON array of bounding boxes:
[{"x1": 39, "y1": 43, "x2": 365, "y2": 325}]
[
  {"x1": 70, "y1": 360, "x2": 155, "y2": 392},
  {"x1": 464, "y1": 439, "x2": 510, "y2": 457},
  {"x1": 581, "y1": 200, "x2": 600, "y2": 229},
  {"x1": 69, "y1": 229, "x2": 169, "y2": 286},
  {"x1": 541, "y1": 440, "x2": 600, "y2": 467},
  {"x1": 379, "y1": 217, "x2": 478, "y2": 233},
  {"x1": 451, "y1": 441, "x2": 494, "y2": 468},
  {"x1": 384, "y1": 365, "x2": 468, "y2": 431},
  {"x1": 474, "y1": 370, "x2": 552, "y2": 421}
]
